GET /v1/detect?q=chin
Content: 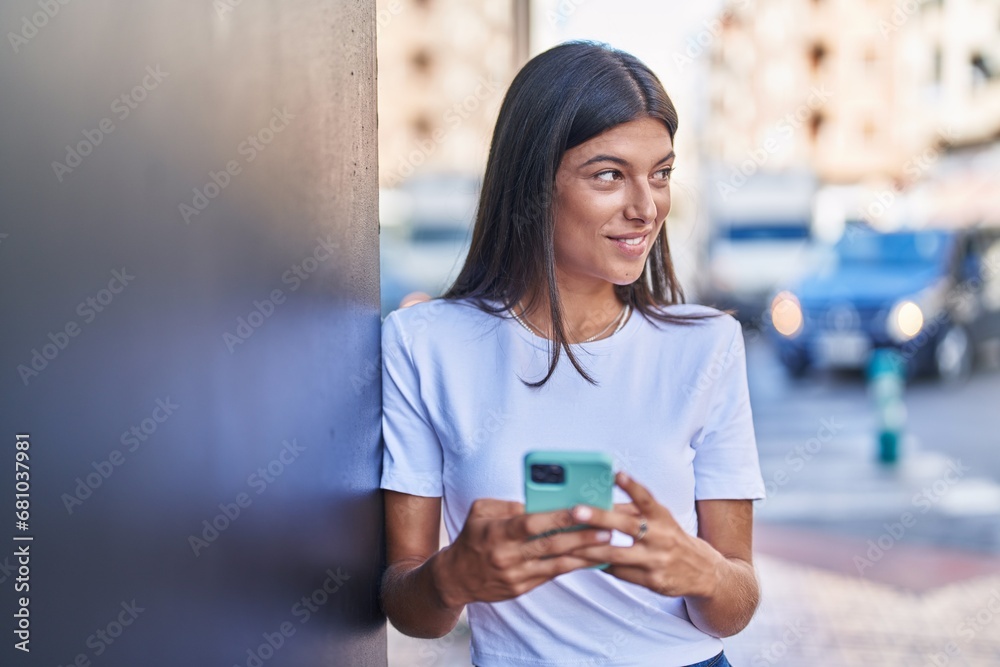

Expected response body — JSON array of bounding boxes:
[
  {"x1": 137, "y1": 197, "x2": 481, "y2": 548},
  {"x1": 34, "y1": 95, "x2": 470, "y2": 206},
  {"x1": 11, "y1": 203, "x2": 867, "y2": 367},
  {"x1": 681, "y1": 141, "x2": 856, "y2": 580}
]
[
  {"x1": 609, "y1": 264, "x2": 649, "y2": 286},
  {"x1": 608, "y1": 273, "x2": 643, "y2": 287}
]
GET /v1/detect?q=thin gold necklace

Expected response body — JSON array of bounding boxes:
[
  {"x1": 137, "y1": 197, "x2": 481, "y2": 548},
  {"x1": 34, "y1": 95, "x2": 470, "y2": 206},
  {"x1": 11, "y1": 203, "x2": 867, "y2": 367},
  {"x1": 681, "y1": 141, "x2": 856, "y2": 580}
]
[{"x1": 510, "y1": 303, "x2": 630, "y2": 343}]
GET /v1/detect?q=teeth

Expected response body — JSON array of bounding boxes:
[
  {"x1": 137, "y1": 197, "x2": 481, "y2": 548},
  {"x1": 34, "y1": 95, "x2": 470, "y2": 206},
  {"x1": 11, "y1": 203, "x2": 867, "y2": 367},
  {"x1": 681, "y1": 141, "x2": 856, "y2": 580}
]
[{"x1": 622, "y1": 237, "x2": 642, "y2": 246}]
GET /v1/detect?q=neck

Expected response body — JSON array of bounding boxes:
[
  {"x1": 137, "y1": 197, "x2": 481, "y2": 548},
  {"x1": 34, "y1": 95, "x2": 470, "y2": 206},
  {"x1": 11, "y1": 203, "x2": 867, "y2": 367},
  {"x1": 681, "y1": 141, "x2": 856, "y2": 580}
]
[{"x1": 517, "y1": 280, "x2": 626, "y2": 343}]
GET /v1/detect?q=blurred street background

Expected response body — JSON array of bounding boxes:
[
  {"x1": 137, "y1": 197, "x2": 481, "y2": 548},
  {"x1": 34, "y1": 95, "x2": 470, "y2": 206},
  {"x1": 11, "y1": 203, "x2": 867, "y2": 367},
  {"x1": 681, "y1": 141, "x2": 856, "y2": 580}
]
[{"x1": 376, "y1": 0, "x2": 1000, "y2": 664}]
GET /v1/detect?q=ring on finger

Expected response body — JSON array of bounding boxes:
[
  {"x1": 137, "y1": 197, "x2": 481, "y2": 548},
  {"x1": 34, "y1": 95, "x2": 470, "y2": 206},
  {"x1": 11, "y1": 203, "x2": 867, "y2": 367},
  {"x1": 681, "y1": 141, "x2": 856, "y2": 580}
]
[{"x1": 635, "y1": 516, "x2": 648, "y2": 542}]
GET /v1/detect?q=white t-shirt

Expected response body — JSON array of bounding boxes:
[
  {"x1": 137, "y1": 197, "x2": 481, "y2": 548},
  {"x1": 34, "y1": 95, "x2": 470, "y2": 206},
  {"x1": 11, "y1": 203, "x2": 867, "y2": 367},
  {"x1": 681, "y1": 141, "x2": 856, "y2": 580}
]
[{"x1": 380, "y1": 297, "x2": 766, "y2": 667}]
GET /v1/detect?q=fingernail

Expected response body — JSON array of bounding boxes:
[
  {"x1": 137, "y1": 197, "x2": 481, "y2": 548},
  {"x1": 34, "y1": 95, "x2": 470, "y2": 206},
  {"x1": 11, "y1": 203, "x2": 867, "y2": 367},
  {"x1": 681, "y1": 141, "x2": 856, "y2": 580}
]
[
  {"x1": 618, "y1": 471, "x2": 630, "y2": 484},
  {"x1": 595, "y1": 530, "x2": 611, "y2": 542},
  {"x1": 573, "y1": 505, "x2": 592, "y2": 521}
]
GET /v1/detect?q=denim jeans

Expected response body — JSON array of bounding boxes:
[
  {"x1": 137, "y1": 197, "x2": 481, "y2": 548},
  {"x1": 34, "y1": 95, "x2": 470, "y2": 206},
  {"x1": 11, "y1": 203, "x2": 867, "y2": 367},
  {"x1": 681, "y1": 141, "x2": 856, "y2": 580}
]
[{"x1": 687, "y1": 652, "x2": 730, "y2": 667}]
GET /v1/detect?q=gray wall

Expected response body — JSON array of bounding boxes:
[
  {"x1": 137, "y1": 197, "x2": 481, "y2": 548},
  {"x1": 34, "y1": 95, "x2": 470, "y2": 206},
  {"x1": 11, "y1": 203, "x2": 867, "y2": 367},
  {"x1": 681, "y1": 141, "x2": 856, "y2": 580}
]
[{"x1": 0, "y1": 1, "x2": 385, "y2": 665}]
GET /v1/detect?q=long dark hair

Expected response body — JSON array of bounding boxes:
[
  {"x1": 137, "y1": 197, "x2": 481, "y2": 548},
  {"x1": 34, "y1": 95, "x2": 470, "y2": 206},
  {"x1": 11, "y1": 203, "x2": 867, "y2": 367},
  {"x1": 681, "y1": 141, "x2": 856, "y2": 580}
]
[{"x1": 443, "y1": 40, "x2": 714, "y2": 387}]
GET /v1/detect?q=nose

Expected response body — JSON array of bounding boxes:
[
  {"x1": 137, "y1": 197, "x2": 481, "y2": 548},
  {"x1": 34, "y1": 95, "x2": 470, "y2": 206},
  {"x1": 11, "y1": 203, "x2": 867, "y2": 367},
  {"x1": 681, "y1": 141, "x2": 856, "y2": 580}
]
[{"x1": 624, "y1": 179, "x2": 658, "y2": 224}]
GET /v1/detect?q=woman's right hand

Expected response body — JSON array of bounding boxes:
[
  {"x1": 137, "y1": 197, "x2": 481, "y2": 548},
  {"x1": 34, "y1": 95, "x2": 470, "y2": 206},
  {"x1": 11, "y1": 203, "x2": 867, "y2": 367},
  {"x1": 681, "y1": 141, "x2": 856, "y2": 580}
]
[{"x1": 431, "y1": 498, "x2": 612, "y2": 609}]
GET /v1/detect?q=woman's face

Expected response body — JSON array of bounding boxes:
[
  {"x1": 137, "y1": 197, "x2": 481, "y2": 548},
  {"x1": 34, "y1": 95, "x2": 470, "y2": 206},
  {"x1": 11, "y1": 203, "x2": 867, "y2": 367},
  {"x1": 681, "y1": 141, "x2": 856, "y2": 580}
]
[{"x1": 552, "y1": 116, "x2": 674, "y2": 291}]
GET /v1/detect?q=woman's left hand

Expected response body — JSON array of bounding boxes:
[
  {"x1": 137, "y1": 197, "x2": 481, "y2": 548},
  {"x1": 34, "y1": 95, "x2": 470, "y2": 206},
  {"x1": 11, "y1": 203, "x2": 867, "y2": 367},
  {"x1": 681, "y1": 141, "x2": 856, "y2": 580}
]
[{"x1": 566, "y1": 471, "x2": 725, "y2": 599}]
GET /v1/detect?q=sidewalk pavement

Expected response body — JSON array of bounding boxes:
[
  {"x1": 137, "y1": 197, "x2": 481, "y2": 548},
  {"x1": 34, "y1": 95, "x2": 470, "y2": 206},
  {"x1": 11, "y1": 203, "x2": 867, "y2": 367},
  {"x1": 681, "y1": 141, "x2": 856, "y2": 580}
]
[{"x1": 722, "y1": 554, "x2": 1000, "y2": 666}]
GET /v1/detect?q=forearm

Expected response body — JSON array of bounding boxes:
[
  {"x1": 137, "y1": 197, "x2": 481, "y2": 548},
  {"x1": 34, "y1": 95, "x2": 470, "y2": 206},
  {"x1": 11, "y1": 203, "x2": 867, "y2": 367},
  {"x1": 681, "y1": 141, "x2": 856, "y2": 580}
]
[
  {"x1": 380, "y1": 549, "x2": 465, "y2": 639},
  {"x1": 684, "y1": 556, "x2": 760, "y2": 638}
]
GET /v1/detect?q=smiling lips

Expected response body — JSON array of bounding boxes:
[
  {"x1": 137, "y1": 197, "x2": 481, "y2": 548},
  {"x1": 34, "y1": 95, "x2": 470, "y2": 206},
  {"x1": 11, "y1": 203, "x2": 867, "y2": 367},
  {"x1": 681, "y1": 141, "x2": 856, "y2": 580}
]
[{"x1": 607, "y1": 232, "x2": 650, "y2": 257}]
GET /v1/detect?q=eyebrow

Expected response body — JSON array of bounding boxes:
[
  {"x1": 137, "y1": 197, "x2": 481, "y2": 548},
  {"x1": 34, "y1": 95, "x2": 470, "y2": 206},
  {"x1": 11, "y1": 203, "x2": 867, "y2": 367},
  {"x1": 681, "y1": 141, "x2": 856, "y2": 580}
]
[{"x1": 579, "y1": 151, "x2": 675, "y2": 169}]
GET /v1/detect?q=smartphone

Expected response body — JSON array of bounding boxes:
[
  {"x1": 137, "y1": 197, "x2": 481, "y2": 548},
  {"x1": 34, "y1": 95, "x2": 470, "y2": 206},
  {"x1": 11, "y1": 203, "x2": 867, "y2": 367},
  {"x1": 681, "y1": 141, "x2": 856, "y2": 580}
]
[{"x1": 524, "y1": 450, "x2": 614, "y2": 569}]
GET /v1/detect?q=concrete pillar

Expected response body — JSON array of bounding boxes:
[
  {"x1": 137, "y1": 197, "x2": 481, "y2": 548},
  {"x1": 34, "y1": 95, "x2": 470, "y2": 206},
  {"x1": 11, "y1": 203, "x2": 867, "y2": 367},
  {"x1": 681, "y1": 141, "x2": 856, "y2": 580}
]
[{"x1": 0, "y1": 1, "x2": 384, "y2": 664}]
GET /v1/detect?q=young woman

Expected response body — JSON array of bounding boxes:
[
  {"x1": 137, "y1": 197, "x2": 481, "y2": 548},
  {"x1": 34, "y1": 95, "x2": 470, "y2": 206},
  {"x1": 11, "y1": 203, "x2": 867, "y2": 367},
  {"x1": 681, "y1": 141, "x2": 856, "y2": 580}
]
[{"x1": 380, "y1": 41, "x2": 765, "y2": 667}]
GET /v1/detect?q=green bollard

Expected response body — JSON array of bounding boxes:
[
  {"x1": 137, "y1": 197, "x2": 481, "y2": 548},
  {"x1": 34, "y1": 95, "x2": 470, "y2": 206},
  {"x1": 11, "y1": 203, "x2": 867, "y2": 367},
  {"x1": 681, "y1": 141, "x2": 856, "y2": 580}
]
[{"x1": 868, "y1": 349, "x2": 907, "y2": 464}]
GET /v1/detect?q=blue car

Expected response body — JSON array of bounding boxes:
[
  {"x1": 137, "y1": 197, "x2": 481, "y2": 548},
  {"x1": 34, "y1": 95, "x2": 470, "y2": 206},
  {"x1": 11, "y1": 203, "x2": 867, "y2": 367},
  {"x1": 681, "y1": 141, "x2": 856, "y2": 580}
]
[{"x1": 767, "y1": 225, "x2": 1000, "y2": 380}]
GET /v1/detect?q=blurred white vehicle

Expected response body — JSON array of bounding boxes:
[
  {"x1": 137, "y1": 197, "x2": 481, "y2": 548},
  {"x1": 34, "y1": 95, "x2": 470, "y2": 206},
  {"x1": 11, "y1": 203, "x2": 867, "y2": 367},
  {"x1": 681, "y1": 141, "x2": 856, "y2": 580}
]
[
  {"x1": 700, "y1": 169, "x2": 820, "y2": 324},
  {"x1": 380, "y1": 174, "x2": 479, "y2": 316}
]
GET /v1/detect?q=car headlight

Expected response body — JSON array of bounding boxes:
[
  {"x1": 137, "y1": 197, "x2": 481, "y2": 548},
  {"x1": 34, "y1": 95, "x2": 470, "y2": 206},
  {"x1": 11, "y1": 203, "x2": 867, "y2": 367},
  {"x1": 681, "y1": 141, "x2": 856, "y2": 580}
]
[
  {"x1": 770, "y1": 291, "x2": 803, "y2": 338},
  {"x1": 887, "y1": 299, "x2": 924, "y2": 342}
]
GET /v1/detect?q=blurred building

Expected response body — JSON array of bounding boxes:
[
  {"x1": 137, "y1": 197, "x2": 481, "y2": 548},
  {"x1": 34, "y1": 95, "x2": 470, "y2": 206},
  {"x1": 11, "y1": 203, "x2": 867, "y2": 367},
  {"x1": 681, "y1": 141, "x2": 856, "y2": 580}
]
[
  {"x1": 375, "y1": 0, "x2": 529, "y2": 188},
  {"x1": 705, "y1": 0, "x2": 1000, "y2": 185}
]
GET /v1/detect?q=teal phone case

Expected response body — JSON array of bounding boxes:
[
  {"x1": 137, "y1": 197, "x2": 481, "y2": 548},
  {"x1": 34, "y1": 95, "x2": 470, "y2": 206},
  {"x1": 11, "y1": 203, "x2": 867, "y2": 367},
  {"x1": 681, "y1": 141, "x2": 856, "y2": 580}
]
[{"x1": 524, "y1": 450, "x2": 614, "y2": 570}]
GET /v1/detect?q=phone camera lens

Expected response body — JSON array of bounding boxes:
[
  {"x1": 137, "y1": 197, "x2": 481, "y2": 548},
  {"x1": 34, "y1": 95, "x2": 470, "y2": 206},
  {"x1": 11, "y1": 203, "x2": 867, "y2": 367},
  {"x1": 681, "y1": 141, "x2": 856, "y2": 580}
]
[{"x1": 531, "y1": 464, "x2": 564, "y2": 484}]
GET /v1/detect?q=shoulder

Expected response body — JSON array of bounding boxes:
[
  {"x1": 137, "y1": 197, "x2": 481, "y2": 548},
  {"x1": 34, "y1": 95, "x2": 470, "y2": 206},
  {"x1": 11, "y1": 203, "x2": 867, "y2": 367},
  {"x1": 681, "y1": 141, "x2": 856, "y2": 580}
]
[
  {"x1": 636, "y1": 303, "x2": 746, "y2": 364},
  {"x1": 646, "y1": 303, "x2": 741, "y2": 338},
  {"x1": 655, "y1": 302, "x2": 732, "y2": 318}
]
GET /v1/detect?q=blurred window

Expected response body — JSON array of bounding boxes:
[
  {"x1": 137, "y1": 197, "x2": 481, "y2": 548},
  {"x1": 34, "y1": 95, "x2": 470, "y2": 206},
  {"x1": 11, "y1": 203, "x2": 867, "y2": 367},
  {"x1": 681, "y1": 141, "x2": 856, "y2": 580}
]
[
  {"x1": 720, "y1": 223, "x2": 811, "y2": 241},
  {"x1": 809, "y1": 112, "x2": 825, "y2": 143},
  {"x1": 835, "y1": 230, "x2": 953, "y2": 267},
  {"x1": 412, "y1": 114, "x2": 432, "y2": 137},
  {"x1": 809, "y1": 43, "x2": 828, "y2": 72},
  {"x1": 410, "y1": 48, "x2": 432, "y2": 74},
  {"x1": 971, "y1": 52, "x2": 998, "y2": 88},
  {"x1": 410, "y1": 225, "x2": 469, "y2": 243}
]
